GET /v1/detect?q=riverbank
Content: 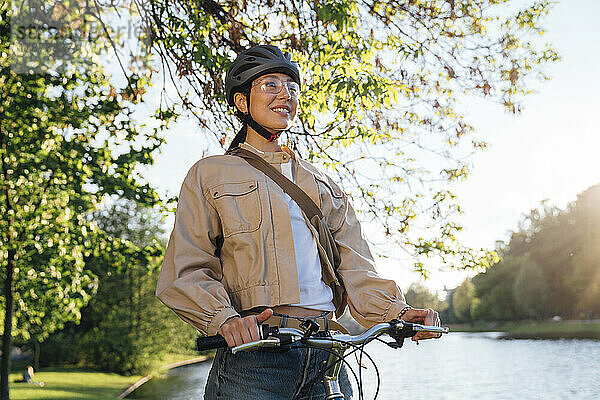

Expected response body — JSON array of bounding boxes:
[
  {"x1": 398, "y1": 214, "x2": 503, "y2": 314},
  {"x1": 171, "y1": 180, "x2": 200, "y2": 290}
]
[
  {"x1": 8, "y1": 352, "x2": 199, "y2": 400},
  {"x1": 449, "y1": 319, "x2": 600, "y2": 339},
  {"x1": 117, "y1": 355, "x2": 210, "y2": 399}
]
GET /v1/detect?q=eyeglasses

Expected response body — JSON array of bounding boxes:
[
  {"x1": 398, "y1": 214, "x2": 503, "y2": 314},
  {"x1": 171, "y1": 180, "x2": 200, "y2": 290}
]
[{"x1": 252, "y1": 76, "x2": 300, "y2": 99}]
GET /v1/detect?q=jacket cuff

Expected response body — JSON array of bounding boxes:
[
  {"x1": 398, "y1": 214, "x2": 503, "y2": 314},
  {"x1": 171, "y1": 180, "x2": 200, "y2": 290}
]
[
  {"x1": 383, "y1": 299, "x2": 410, "y2": 322},
  {"x1": 206, "y1": 307, "x2": 240, "y2": 336}
]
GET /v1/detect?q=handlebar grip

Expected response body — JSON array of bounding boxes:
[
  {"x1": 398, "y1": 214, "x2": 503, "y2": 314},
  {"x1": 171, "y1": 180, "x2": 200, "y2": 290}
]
[
  {"x1": 196, "y1": 335, "x2": 228, "y2": 351},
  {"x1": 196, "y1": 325, "x2": 274, "y2": 352}
]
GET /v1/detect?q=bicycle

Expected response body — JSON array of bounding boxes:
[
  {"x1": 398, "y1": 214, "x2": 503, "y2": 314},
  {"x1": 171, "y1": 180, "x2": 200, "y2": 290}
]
[{"x1": 197, "y1": 318, "x2": 450, "y2": 400}]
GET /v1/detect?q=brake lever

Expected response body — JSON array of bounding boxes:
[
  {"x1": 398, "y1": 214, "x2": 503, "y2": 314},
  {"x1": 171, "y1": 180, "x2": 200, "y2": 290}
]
[
  {"x1": 386, "y1": 319, "x2": 411, "y2": 348},
  {"x1": 300, "y1": 318, "x2": 320, "y2": 338},
  {"x1": 386, "y1": 338, "x2": 404, "y2": 349},
  {"x1": 388, "y1": 319, "x2": 449, "y2": 347}
]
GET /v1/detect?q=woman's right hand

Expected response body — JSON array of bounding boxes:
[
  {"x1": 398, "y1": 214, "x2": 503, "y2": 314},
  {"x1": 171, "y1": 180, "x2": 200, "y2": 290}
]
[
  {"x1": 400, "y1": 307, "x2": 441, "y2": 342},
  {"x1": 218, "y1": 308, "x2": 273, "y2": 348}
]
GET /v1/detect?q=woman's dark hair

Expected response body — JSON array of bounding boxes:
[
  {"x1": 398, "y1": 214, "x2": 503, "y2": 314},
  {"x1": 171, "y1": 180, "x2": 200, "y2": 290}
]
[{"x1": 227, "y1": 83, "x2": 251, "y2": 151}]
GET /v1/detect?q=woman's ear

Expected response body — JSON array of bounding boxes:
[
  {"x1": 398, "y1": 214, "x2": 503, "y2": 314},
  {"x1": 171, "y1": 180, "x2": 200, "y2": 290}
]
[{"x1": 233, "y1": 92, "x2": 248, "y2": 114}]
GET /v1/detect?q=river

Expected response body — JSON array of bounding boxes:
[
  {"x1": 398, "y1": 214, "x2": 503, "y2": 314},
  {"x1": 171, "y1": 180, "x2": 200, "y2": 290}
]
[{"x1": 128, "y1": 332, "x2": 600, "y2": 399}]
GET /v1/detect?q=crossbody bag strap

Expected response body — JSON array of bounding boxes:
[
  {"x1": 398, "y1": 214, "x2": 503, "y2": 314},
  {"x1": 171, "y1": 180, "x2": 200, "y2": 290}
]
[
  {"x1": 227, "y1": 147, "x2": 323, "y2": 221},
  {"x1": 228, "y1": 147, "x2": 345, "y2": 298}
]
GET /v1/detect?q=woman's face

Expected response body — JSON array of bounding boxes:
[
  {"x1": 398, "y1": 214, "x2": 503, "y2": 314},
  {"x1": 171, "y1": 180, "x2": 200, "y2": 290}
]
[{"x1": 237, "y1": 73, "x2": 299, "y2": 133}]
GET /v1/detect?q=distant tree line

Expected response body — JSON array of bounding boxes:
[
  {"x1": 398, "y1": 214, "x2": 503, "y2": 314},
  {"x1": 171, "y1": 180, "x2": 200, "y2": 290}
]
[{"x1": 449, "y1": 184, "x2": 600, "y2": 323}]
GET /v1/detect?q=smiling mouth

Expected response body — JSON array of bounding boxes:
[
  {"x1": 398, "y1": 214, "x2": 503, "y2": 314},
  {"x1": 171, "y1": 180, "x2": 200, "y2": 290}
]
[{"x1": 271, "y1": 107, "x2": 290, "y2": 115}]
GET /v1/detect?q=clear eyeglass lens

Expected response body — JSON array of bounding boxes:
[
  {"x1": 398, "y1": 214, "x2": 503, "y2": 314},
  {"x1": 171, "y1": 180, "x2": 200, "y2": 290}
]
[{"x1": 257, "y1": 77, "x2": 299, "y2": 97}]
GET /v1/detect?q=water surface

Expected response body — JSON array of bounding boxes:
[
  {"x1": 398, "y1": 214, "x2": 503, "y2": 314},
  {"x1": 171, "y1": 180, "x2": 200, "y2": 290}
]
[{"x1": 129, "y1": 333, "x2": 600, "y2": 399}]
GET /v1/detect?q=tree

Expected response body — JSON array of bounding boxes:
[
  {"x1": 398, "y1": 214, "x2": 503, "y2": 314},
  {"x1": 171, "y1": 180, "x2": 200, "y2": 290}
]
[
  {"x1": 126, "y1": 0, "x2": 557, "y2": 274},
  {"x1": 439, "y1": 286, "x2": 458, "y2": 323},
  {"x1": 513, "y1": 256, "x2": 548, "y2": 319},
  {"x1": 471, "y1": 257, "x2": 520, "y2": 320},
  {"x1": 404, "y1": 282, "x2": 446, "y2": 311},
  {"x1": 40, "y1": 201, "x2": 197, "y2": 375},
  {"x1": 569, "y1": 232, "x2": 600, "y2": 317},
  {"x1": 452, "y1": 279, "x2": 475, "y2": 322},
  {"x1": 563, "y1": 185, "x2": 600, "y2": 318},
  {"x1": 502, "y1": 204, "x2": 577, "y2": 315},
  {"x1": 0, "y1": 1, "x2": 165, "y2": 397},
  {"x1": 470, "y1": 183, "x2": 600, "y2": 321}
]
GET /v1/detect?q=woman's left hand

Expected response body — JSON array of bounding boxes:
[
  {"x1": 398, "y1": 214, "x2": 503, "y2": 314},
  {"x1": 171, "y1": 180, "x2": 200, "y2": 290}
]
[{"x1": 399, "y1": 308, "x2": 441, "y2": 342}]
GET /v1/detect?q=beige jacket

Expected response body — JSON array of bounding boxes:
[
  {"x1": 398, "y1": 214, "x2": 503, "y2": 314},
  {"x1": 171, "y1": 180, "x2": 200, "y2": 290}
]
[{"x1": 156, "y1": 143, "x2": 408, "y2": 336}]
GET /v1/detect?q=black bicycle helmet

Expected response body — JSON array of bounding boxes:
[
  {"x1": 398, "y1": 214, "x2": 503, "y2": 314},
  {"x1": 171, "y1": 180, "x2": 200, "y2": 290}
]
[
  {"x1": 225, "y1": 45, "x2": 302, "y2": 107},
  {"x1": 225, "y1": 45, "x2": 302, "y2": 150}
]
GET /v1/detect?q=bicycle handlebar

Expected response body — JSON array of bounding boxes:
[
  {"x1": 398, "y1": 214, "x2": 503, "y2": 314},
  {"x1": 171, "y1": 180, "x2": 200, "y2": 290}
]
[{"x1": 197, "y1": 320, "x2": 449, "y2": 353}]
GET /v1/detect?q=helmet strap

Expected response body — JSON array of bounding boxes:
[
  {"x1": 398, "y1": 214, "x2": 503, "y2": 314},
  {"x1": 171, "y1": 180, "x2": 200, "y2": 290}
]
[{"x1": 245, "y1": 116, "x2": 281, "y2": 142}]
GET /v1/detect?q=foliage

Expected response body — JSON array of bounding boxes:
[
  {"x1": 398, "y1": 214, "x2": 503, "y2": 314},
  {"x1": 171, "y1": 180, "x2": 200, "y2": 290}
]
[
  {"x1": 118, "y1": 0, "x2": 559, "y2": 273},
  {"x1": 404, "y1": 282, "x2": 447, "y2": 311},
  {"x1": 471, "y1": 256, "x2": 520, "y2": 320},
  {"x1": 469, "y1": 184, "x2": 600, "y2": 320},
  {"x1": 513, "y1": 255, "x2": 547, "y2": 319},
  {"x1": 452, "y1": 278, "x2": 475, "y2": 322},
  {"x1": 568, "y1": 230, "x2": 600, "y2": 316},
  {"x1": 40, "y1": 201, "x2": 197, "y2": 375},
  {"x1": 0, "y1": 1, "x2": 166, "y2": 396}
]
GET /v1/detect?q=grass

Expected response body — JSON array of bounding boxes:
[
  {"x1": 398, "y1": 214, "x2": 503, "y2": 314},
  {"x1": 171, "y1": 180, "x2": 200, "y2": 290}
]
[
  {"x1": 9, "y1": 367, "x2": 143, "y2": 400},
  {"x1": 449, "y1": 319, "x2": 600, "y2": 339},
  {"x1": 8, "y1": 351, "x2": 201, "y2": 400}
]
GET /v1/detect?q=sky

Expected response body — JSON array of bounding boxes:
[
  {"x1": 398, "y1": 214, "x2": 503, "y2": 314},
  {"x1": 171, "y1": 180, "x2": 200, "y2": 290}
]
[
  {"x1": 418, "y1": 0, "x2": 600, "y2": 292},
  {"x1": 138, "y1": 0, "x2": 600, "y2": 294}
]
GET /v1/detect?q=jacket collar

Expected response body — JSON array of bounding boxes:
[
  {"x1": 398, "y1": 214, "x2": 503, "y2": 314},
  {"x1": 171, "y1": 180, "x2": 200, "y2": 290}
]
[{"x1": 239, "y1": 142, "x2": 296, "y2": 164}]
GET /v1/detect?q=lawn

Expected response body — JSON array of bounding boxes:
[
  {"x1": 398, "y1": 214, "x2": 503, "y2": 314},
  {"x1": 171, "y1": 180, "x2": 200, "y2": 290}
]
[
  {"x1": 9, "y1": 367, "x2": 142, "y2": 400},
  {"x1": 8, "y1": 351, "x2": 200, "y2": 400}
]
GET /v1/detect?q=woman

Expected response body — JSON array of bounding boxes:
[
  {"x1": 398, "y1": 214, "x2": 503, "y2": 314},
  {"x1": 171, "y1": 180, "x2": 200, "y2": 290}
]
[{"x1": 156, "y1": 44, "x2": 441, "y2": 399}]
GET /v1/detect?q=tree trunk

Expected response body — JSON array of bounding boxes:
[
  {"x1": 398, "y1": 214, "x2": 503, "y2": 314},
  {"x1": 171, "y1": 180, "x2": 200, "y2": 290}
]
[
  {"x1": 1, "y1": 248, "x2": 16, "y2": 400},
  {"x1": 33, "y1": 341, "x2": 40, "y2": 373}
]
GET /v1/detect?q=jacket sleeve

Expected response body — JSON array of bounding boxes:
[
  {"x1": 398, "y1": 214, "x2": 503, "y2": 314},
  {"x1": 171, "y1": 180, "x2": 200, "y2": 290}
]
[
  {"x1": 156, "y1": 166, "x2": 239, "y2": 336},
  {"x1": 332, "y1": 195, "x2": 409, "y2": 328}
]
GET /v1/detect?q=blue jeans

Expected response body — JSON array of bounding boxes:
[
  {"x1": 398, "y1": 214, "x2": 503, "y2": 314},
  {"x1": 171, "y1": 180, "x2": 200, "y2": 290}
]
[{"x1": 204, "y1": 347, "x2": 354, "y2": 399}]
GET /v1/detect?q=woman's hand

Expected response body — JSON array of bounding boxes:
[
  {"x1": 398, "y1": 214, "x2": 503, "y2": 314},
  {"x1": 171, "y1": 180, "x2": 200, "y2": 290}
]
[
  {"x1": 219, "y1": 308, "x2": 274, "y2": 348},
  {"x1": 399, "y1": 308, "x2": 441, "y2": 342}
]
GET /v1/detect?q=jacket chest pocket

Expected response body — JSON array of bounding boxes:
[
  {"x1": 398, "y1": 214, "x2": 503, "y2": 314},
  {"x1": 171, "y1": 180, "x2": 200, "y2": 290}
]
[
  {"x1": 210, "y1": 180, "x2": 262, "y2": 237},
  {"x1": 314, "y1": 176, "x2": 345, "y2": 231}
]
